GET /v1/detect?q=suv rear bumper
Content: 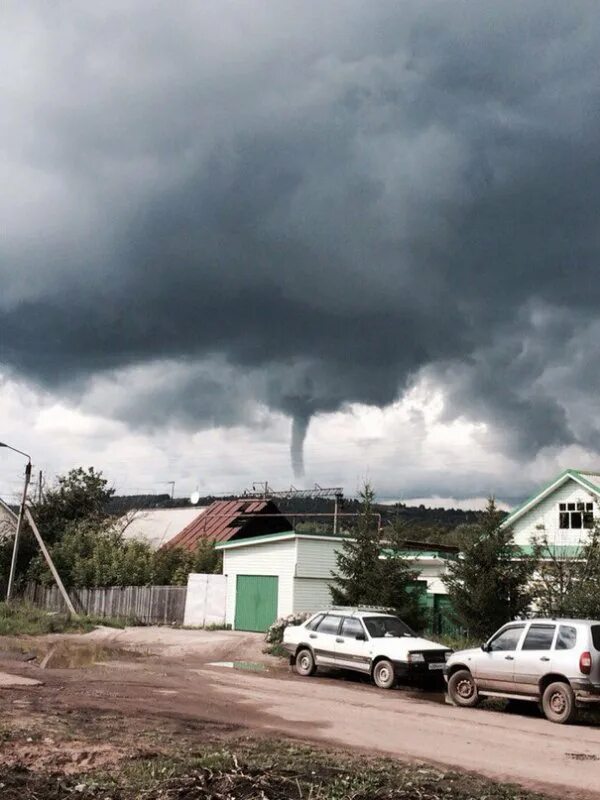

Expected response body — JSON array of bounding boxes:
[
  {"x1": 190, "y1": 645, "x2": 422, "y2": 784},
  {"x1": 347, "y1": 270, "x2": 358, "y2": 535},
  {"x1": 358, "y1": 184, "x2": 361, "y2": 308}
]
[{"x1": 572, "y1": 681, "x2": 600, "y2": 703}]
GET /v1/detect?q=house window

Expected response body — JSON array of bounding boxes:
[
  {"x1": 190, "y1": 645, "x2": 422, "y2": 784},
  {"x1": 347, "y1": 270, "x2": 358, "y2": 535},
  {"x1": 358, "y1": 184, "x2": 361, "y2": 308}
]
[{"x1": 559, "y1": 501, "x2": 594, "y2": 529}]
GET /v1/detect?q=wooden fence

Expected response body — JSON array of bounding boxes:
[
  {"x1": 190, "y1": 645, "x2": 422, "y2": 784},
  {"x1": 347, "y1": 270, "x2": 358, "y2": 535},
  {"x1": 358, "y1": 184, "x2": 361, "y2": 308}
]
[{"x1": 22, "y1": 583, "x2": 187, "y2": 625}]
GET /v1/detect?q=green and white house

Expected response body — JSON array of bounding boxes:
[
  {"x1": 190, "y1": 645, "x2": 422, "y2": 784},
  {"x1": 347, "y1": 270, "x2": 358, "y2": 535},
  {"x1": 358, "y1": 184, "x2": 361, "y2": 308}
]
[
  {"x1": 501, "y1": 468, "x2": 600, "y2": 554},
  {"x1": 215, "y1": 531, "x2": 456, "y2": 633}
]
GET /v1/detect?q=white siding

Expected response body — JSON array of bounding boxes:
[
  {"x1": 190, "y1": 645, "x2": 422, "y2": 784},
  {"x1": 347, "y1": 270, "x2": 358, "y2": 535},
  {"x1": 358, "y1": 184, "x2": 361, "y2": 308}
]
[
  {"x1": 415, "y1": 561, "x2": 450, "y2": 595},
  {"x1": 511, "y1": 478, "x2": 598, "y2": 548},
  {"x1": 293, "y1": 578, "x2": 333, "y2": 613},
  {"x1": 295, "y1": 537, "x2": 342, "y2": 579},
  {"x1": 222, "y1": 539, "x2": 297, "y2": 627}
]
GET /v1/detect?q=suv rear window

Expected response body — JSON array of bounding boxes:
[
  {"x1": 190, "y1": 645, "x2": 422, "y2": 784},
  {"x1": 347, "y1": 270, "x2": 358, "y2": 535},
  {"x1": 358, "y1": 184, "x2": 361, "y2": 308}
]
[
  {"x1": 522, "y1": 624, "x2": 555, "y2": 651},
  {"x1": 556, "y1": 625, "x2": 577, "y2": 650},
  {"x1": 591, "y1": 625, "x2": 600, "y2": 651}
]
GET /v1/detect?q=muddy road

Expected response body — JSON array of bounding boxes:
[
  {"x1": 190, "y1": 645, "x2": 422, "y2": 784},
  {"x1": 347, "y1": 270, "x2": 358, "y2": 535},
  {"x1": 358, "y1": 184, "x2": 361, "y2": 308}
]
[{"x1": 1, "y1": 627, "x2": 600, "y2": 799}]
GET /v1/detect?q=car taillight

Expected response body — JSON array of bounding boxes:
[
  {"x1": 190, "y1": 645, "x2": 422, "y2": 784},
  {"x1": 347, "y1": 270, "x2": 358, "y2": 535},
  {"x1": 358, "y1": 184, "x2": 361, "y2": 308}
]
[{"x1": 580, "y1": 651, "x2": 592, "y2": 675}]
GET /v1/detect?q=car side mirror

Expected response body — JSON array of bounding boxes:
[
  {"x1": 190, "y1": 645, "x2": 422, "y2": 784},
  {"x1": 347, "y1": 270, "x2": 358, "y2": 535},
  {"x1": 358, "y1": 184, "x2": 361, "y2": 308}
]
[
  {"x1": 356, "y1": 633, "x2": 366, "y2": 641},
  {"x1": 481, "y1": 643, "x2": 489, "y2": 652}
]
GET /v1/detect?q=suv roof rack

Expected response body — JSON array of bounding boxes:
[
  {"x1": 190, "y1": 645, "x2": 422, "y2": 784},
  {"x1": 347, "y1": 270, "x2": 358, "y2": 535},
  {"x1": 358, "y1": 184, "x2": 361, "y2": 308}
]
[{"x1": 328, "y1": 605, "x2": 393, "y2": 613}]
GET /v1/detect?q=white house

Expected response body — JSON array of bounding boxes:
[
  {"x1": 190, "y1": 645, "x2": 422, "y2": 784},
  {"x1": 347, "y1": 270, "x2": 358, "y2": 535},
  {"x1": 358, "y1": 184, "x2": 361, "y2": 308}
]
[
  {"x1": 216, "y1": 531, "x2": 455, "y2": 633},
  {"x1": 502, "y1": 468, "x2": 600, "y2": 552}
]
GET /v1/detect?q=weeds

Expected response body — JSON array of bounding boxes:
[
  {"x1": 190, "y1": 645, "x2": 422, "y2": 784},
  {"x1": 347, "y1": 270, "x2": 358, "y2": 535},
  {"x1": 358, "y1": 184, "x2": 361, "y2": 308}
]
[
  {"x1": 0, "y1": 710, "x2": 552, "y2": 800},
  {"x1": 61, "y1": 737, "x2": 549, "y2": 800},
  {"x1": 0, "y1": 602, "x2": 129, "y2": 636}
]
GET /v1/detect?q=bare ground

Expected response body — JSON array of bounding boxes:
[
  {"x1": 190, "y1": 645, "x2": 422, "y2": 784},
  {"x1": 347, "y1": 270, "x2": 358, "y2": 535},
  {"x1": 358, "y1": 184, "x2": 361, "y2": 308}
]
[{"x1": 0, "y1": 627, "x2": 599, "y2": 798}]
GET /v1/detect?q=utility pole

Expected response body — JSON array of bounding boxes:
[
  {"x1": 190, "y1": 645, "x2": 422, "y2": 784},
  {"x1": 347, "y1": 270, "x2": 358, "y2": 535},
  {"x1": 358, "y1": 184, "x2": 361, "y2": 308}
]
[
  {"x1": 37, "y1": 470, "x2": 43, "y2": 504},
  {"x1": 333, "y1": 491, "x2": 343, "y2": 534},
  {"x1": 4, "y1": 451, "x2": 32, "y2": 601}
]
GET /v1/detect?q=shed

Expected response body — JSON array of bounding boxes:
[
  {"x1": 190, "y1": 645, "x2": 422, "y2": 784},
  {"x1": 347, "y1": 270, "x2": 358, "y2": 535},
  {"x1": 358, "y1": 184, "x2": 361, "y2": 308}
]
[{"x1": 216, "y1": 531, "x2": 454, "y2": 633}]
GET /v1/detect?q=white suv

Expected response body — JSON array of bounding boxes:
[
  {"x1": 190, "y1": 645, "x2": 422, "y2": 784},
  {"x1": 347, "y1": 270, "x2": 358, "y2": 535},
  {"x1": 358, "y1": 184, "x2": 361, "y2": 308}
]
[
  {"x1": 283, "y1": 607, "x2": 452, "y2": 689},
  {"x1": 445, "y1": 618, "x2": 600, "y2": 723}
]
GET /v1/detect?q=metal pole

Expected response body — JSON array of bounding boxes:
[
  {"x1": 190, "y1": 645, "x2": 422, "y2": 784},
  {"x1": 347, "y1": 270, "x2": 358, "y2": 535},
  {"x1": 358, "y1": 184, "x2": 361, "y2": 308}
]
[
  {"x1": 6, "y1": 460, "x2": 32, "y2": 601},
  {"x1": 333, "y1": 496, "x2": 338, "y2": 534},
  {"x1": 24, "y1": 508, "x2": 78, "y2": 617}
]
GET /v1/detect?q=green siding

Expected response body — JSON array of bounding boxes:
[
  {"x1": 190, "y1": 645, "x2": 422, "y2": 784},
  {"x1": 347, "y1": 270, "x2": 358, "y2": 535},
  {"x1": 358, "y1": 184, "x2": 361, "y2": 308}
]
[{"x1": 234, "y1": 575, "x2": 279, "y2": 632}]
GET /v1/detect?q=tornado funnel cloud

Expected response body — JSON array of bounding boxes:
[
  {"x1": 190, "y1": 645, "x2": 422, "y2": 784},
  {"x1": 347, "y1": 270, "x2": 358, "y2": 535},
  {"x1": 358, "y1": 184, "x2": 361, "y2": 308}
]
[{"x1": 291, "y1": 414, "x2": 310, "y2": 478}]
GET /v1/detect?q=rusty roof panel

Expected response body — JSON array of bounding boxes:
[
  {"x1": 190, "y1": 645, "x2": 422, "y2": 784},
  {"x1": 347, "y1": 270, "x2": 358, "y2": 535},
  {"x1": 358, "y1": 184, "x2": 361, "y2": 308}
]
[{"x1": 162, "y1": 499, "x2": 285, "y2": 551}]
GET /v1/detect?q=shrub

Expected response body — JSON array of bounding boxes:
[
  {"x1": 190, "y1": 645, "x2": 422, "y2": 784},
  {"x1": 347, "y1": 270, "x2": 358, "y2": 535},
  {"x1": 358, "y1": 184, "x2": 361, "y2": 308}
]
[{"x1": 265, "y1": 612, "x2": 310, "y2": 645}]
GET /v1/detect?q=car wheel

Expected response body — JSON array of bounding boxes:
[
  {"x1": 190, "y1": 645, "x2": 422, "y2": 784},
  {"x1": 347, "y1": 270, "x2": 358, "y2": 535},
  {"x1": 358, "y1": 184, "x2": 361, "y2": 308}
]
[
  {"x1": 295, "y1": 648, "x2": 316, "y2": 677},
  {"x1": 447, "y1": 669, "x2": 480, "y2": 707},
  {"x1": 542, "y1": 681, "x2": 577, "y2": 724},
  {"x1": 373, "y1": 659, "x2": 396, "y2": 689}
]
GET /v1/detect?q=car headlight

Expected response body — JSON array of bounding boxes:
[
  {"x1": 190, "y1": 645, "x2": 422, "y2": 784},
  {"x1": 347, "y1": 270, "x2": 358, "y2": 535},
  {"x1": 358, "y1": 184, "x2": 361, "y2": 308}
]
[
  {"x1": 444, "y1": 651, "x2": 452, "y2": 662},
  {"x1": 408, "y1": 653, "x2": 425, "y2": 663}
]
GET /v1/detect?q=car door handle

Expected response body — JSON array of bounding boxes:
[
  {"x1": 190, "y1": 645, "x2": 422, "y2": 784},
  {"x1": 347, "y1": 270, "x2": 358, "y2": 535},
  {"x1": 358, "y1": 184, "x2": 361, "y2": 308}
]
[
  {"x1": 335, "y1": 637, "x2": 344, "y2": 643},
  {"x1": 309, "y1": 633, "x2": 317, "y2": 639},
  {"x1": 504, "y1": 655, "x2": 514, "y2": 660},
  {"x1": 540, "y1": 656, "x2": 550, "y2": 662}
]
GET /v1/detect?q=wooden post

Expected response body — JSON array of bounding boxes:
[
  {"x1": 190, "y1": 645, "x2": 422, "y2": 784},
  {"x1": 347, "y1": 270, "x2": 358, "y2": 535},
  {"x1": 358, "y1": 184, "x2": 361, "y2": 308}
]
[{"x1": 24, "y1": 508, "x2": 78, "y2": 617}]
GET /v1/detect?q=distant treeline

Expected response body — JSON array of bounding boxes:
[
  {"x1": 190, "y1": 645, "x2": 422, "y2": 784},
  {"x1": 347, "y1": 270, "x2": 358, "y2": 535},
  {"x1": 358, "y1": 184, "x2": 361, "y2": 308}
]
[{"x1": 106, "y1": 493, "x2": 490, "y2": 541}]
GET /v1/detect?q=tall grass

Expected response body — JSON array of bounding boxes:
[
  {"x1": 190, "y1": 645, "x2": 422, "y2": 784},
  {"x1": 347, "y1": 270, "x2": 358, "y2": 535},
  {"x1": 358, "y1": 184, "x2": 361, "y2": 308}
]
[{"x1": 0, "y1": 602, "x2": 127, "y2": 636}]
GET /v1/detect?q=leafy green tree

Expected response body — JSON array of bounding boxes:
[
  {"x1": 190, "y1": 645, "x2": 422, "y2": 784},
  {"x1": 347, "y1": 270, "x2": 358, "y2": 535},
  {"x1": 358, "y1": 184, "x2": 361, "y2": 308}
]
[
  {"x1": 29, "y1": 515, "x2": 223, "y2": 589},
  {"x1": 443, "y1": 498, "x2": 537, "y2": 640},
  {"x1": 535, "y1": 525, "x2": 600, "y2": 620},
  {"x1": 2, "y1": 467, "x2": 115, "y2": 590},
  {"x1": 531, "y1": 534, "x2": 583, "y2": 617},
  {"x1": 32, "y1": 467, "x2": 114, "y2": 544}
]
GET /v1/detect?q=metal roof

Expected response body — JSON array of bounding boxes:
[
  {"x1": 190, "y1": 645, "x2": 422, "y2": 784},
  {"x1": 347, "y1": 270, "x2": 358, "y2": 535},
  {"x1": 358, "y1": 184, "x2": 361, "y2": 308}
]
[
  {"x1": 121, "y1": 507, "x2": 207, "y2": 549},
  {"x1": 163, "y1": 499, "x2": 287, "y2": 550}
]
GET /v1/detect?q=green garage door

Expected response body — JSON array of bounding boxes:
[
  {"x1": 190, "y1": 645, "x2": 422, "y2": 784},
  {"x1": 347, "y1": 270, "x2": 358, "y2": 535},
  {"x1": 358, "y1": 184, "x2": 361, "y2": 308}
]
[{"x1": 234, "y1": 575, "x2": 279, "y2": 632}]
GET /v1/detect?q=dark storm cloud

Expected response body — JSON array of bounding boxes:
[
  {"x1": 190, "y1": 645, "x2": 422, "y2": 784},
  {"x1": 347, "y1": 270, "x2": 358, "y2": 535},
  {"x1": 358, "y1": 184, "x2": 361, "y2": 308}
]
[{"x1": 2, "y1": 1, "x2": 600, "y2": 477}]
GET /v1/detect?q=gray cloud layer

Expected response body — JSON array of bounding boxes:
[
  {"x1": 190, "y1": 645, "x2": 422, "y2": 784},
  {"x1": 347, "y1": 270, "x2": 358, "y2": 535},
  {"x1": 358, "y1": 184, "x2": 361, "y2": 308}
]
[{"x1": 2, "y1": 1, "x2": 600, "y2": 478}]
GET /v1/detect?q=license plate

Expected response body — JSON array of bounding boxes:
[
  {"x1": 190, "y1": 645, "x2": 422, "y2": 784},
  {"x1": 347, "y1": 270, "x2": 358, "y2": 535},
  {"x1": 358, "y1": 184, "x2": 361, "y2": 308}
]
[{"x1": 428, "y1": 663, "x2": 445, "y2": 670}]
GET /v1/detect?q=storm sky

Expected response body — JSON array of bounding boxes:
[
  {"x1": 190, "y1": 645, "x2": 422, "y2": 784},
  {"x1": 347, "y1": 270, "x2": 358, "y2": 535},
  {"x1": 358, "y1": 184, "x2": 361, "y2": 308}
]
[{"x1": 2, "y1": 1, "x2": 600, "y2": 506}]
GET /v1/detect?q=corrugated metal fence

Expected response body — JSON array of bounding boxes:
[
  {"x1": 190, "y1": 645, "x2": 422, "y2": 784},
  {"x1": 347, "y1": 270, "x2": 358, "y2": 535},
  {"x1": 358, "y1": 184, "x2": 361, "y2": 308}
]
[{"x1": 22, "y1": 583, "x2": 187, "y2": 625}]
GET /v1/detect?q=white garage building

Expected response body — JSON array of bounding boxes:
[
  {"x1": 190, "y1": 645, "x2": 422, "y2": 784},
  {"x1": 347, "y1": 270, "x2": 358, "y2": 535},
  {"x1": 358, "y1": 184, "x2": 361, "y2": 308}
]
[{"x1": 216, "y1": 531, "x2": 453, "y2": 633}]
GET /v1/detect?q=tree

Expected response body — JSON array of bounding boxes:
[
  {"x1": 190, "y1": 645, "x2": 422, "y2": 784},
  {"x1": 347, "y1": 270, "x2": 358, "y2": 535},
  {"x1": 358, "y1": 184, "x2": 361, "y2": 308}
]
[
  {"x1": 531, "y1": 534, "x2": 583, "y2": 617},
  {"x1": 330, "y1": 484, "x2": 383, "y2": 607},
  {"x1": 443, "y1": 498, "x2": 537, "y2": 640},
  {"x1": 566, "y1": 526, "x2": 600, "y2": 618},
  {"x1": 378, "y1": 520, "x2": 426, "y2": 631},
  {"x1": 330, "y1": 484, "x2": 425, "y2": 630},
  {"x1": 0, "y1": 467, "x2": 115, "y2": 590},
  {"x1": 533, "y1": 525, "x2": 600, "y2": 620},
  {"x1": 32, "y1": 467, "x2": 114, "y2": 545}
]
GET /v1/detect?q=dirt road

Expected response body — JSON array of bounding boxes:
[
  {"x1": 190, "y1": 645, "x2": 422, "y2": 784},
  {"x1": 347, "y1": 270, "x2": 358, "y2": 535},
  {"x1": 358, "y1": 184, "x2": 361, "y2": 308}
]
[
  {"x1": 198, "y1": 664, "x2": 600, "y2": 798},
  {"x1": 2, "y1": 627, "x2": 600, "y2": 798}
]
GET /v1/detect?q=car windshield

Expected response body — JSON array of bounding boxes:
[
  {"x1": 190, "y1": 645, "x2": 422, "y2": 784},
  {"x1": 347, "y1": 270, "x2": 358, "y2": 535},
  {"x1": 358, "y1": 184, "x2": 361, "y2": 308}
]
[{"x1": 363, "y1": 616, "x2": 415, "y2": 638}]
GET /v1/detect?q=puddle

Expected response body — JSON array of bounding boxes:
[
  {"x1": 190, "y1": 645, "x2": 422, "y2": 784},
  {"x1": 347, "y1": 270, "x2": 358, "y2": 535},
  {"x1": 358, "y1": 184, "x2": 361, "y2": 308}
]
[
  {"x1": 207, "y1": 661, "x2": 267, "y2": 672},
  {"x1": 0, "y1": 640, "x2": 140, "y2": 670}
]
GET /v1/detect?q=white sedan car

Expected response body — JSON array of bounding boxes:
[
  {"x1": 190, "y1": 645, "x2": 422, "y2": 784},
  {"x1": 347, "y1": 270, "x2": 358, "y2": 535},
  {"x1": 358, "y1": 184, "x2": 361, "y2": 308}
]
[{"x1": 283, "y1": 607, "x2": 452, "y2": 689}]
